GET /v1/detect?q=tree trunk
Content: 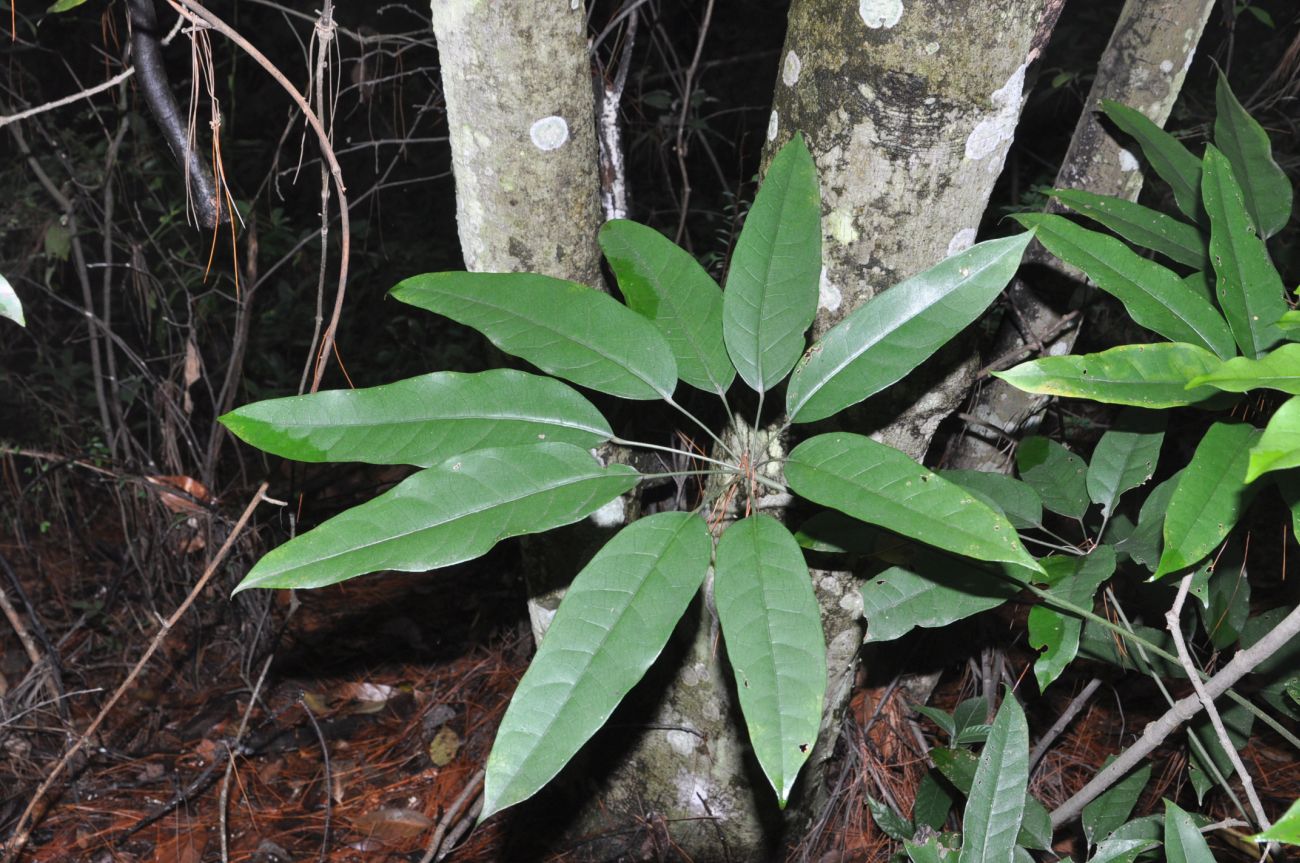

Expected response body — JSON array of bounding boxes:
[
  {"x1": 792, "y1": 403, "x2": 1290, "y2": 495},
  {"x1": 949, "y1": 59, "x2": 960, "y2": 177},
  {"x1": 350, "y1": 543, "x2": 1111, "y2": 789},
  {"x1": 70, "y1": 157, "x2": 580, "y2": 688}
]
[
  {"x1": 429, "y1": 0, "x2": 603, "y2": 283},
  {"x1": 755, "y1": 0, "x2": 1062, "y2": 842},
  {"x1": 948, "y1": 0, "x2": 1217, "y2": 472}
]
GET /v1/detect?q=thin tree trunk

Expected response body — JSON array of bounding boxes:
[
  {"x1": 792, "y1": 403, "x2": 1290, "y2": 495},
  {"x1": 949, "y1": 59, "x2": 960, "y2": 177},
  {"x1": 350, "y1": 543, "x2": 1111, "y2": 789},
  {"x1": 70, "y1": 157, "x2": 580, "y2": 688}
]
[
  {"x1": 948, "y1": 0, "x2": 1217, "y2": 472},
  {"x1": 429, "y1": 0, "x2": 603, "y2": 283}
]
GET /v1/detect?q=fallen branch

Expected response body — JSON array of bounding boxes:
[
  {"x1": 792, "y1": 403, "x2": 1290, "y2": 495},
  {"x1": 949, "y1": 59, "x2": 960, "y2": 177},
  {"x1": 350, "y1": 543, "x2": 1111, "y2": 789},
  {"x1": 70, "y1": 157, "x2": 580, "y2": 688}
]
[
  {"x1": 1049, "y1": 599, "x2": 1300, "y2": 829},
  {"x1": 1166, "y1": 573, "x2": 1271, "y2": 831},
  {"x1": 0, "y1": 482, "x2": 270, "y2": 863}
]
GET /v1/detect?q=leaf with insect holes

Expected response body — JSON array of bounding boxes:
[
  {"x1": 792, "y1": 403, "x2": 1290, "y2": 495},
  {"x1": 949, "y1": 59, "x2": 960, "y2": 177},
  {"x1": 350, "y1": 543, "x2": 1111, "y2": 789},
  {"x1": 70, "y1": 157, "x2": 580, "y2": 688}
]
[
  {"x1": 714, "y1": 515, "x2": 825, "y2": 806},
  {"x1": 995, "y1": 343, "x2": 1227, "y2": 409}
]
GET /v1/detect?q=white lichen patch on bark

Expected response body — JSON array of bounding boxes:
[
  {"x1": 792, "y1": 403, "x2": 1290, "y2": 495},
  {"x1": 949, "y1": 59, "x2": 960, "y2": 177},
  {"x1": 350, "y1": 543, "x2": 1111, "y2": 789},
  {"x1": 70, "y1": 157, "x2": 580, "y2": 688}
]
[
  {"x1": 947, "y1": 227, "x2": 977, "y2": 255},
  {"x1": 767, "y1": 109, "x2": 779, "y2": 141},
  {"x1": 858, "y1": 0, "x2": 903, "y2": 29},
  {"x1": 666, "y1": 729, "x2": 698, "y2": 755},
  {"x1": 1159, "y1": 59, "x2": 1174, "y2": 73},
  {"x1": 783, "y1": 50, "x2": 802, "y2": 87},
  {"x1": 529, "y1": 115, "x2": 570, "y2": 151},
  {"x1": 818, "y1": 266, "x2": 842, "y2": 313},
  {"x1": 964, "y1": 62, "x2": 1027, "y2": 165},
  {"x1": 1118, "y1": 148, "x2": 1140, "y2": 173},
  {"x1": 588, "y1": 496, "x2": 626, "y2": 527},
  {"x1": 828, "y1": 208, "x2": 859, "y2": 244}
]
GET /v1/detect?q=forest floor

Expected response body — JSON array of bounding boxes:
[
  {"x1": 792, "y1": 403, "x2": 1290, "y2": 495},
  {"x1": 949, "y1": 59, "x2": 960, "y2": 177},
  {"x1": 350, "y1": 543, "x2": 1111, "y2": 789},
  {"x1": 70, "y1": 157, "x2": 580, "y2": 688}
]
[{"x1": 0, "y1": 479, "x2": 1297, "y2": 863}]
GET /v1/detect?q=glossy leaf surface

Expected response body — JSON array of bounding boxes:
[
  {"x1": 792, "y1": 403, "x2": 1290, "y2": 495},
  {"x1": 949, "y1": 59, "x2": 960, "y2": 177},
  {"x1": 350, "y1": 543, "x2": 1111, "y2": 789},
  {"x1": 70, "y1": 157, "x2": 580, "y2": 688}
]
[
  {"x1": 0, "y1": 274, "x2": 23, "y2": 327},
  {"x1": 1013, "y1": 214, "x2": 1232, "y2": 358},
  {"x1": 995, "y1": 343, "x2": 1226, "y2": 409},
  {"x1": 723, "y1": 134, "x2": 821, "y2": 393},
  {"x1": 1188, "y1": 343, "x2": 1300, "y2": 395},
  {"x1": 860, "y1": 551, "x2": 1025, "y2": 643},
  {"x1": 599, "y1": 219, "x2": 735, "y2": 395},
  {"x1": 236, "y1": 443, "x2": 638, "y2": 592},
  {"x1": 957, "y1": 696, "x2": 1030, "y2": 863},
  {"x1": 1086, "y1": 409, "x2": 1166, "y2": 518},
  {"x1": 482, "y1": 512, "x2": 710, "y2": 817},
  {"x1": 714, "y1": 515, "x2": 826, "y2": 804},
  {"x1": 786, "y1": 233, "x2": 1032, "y2": 422},
  {"x1": 787, "y1": 433, "x2": 1041, "y2": 573},
  {"x1": 1247, "y1": 395, "x2": 1300, "y2": 482},
  {"x1": 221, "y1": 370, "x2": 610, "y2": 467},
  {"x1": 1202, "y1": 145, "x2": 1286, "y2": 358},
  {"x1": 1048, "y1": 188, "x2": 1207, "y2": 269},
  {"x1": 1017, "y1": 436, "x2": 1089, "y2": 519},
  {"x1": 1100, "y1": 100, "x2": 1203, "y2": 221},
  {"x1": 1214, "y1": 71, "x2": 1293, "y2": 239},
  {"x1": 392, "y1": 272, "x2": 677, "y2": 399},
  {"x1": 1155, "y1": 422, "x2": 1259, "y2": 578}
]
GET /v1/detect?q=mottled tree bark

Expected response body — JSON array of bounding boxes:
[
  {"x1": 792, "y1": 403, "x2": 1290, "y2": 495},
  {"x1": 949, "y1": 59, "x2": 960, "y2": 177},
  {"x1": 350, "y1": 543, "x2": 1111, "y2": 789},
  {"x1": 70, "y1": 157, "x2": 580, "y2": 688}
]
[
  {"x1": 756, "y1": 0, "x2": 1061, "y2": 837},
  {"x1": 949, "y1": 0, "x2": 1217, "y2": 471},
  {"x1": 430, "y1": 0, "x2": 603, "y2": 283}
]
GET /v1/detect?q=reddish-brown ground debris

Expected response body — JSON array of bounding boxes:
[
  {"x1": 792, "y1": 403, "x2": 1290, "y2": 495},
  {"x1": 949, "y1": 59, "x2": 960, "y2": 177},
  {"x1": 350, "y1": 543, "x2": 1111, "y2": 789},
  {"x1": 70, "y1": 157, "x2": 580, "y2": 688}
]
[{"x1": 1, "y1": 497, "x2": 1297, "y2": 862}]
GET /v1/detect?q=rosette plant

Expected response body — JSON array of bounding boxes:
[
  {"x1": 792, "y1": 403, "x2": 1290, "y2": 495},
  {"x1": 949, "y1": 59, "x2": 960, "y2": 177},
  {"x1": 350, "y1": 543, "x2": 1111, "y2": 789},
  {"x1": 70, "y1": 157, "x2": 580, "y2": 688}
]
[{"x1": 221, "y1": 135, "x2": 1040, "y2": 818}]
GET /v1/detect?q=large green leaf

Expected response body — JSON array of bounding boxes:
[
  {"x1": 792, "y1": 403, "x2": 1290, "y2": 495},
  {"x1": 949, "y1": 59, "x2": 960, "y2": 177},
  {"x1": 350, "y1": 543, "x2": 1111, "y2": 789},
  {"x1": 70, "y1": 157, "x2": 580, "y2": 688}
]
[
  {"x1": 786, "y1": 233, "x2": 1032, "y2": 422},
  {"x1": 860, "y1": 551, "x2": 1025, "y2": 643},
  {"x1": 599, "y1": 220, "x2": 735, "y2": 396},
  {"x1": 482, "y1": 512, "x2": 710, "y2": 817},
  {"x1": 1202, "y1": 144, "x2": 1287, "y2": 359},
  {"x1": 1214, "y1": 71, "x2": 1293, "y2": 239},
  {"x1": 1164, "y1": 800, "x2": 1217, "y2": 863},
  {"x1": 1086, "y1": 409, "x2": 1166, "y2": 518},
  {"x1": 723, "y1": 133, "x2": 821, "y2": 393},
  {"x1": 1027, "y1": 546, "x2": 1116, "y2": 692},
  {"x1": 933, "y1": 748, "x2": 1050, "y2": 851},
  {"x1": 786, "y1": 433, "x2": 1042, "y2": 574},
  {"x1": 1012, "y1": 214, "x2": 1233, "y2": 358},
  {"x1": 0, "y1": 274, "x2": 23, "y2": 327},
  {"x1": 1082, "y1": 761, "x2": 1152, "y2": 847},
  {"x1": 1247, "y1": 395, "x2": 1300, "y2": 482},
  {"x1": 940, "y1": 470, "x2": 1044, "y2": 530},
  {"x1": 1155, "y1": 422, "x2": 1259, "y2": 578},
  {"x1": 1188, "y1": 343, "x2": 1300, "y2": 396},
  {"x1": 1048, "y1": 188, "x2": 1208, "y2": 270},
  {"x1": 1100, "y1": 100, "x2": 1203, "y2": 222},
  {"x1": 957, "y1": 696, "x2": 1030, "y2": 863},
  {"x1": 1017, "y1": 436, "x2": 1089, "y2": 519},
  {"x1": 391, "y1": 272, "x2": 677, "y2": 400},
  {"x1": 714, "y1": 515, "x2": 826, "y2": 805},
  {"x1": 995, "y1": 343, "x2": 1227, "y2": 409},
  {"x1": 221, "y1": 370, "x2": 610, "y2": 467},
  {"x1": 235, "y1": 443, "x2": 639, "y2": 592}
]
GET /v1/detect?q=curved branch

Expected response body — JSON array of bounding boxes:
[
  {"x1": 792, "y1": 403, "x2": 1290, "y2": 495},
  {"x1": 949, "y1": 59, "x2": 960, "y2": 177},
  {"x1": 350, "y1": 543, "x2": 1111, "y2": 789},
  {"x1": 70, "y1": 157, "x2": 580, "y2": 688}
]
[
  {"x1": 166, "y1": 0, "x2": 351, "y2": 393},
  {"x1": 127, "y1": 0, "x2": 227, "y2": 228}
]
